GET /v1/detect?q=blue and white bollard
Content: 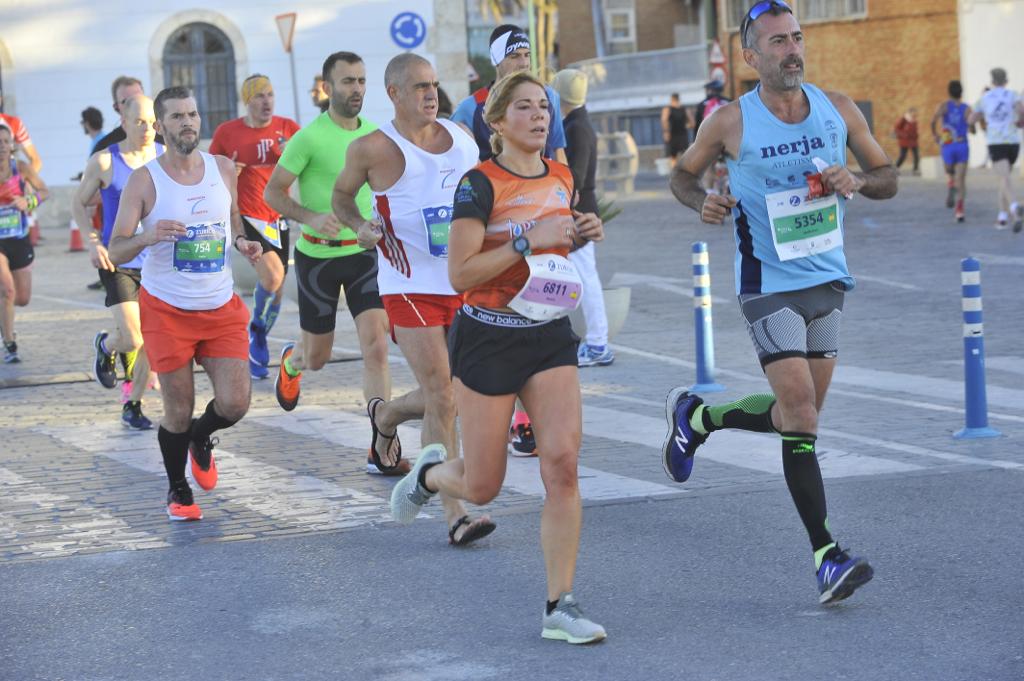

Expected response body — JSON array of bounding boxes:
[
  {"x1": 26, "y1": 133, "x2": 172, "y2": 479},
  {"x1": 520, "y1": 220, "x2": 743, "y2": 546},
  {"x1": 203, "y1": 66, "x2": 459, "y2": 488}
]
[
  {"x1": 953, "y1": 257, "x2": 1000, "y2": 439},
  {"x1": 691, "y1": 242, "x2": 725, "y2": 393}
]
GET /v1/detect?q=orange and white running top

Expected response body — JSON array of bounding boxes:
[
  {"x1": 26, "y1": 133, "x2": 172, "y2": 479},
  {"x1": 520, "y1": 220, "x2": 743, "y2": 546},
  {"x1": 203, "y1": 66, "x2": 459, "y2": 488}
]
[
  {"x1": 450, "y1": 158, "x2": 575, "y2": 309},
  {"x1": 372, "y1": 119, "x2": 478, "y2": 296}
]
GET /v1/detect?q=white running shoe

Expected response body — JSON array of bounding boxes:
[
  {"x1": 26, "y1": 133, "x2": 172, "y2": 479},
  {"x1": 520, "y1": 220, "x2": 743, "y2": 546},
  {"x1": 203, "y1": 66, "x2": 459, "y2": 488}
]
[{"x1": 541, "y1": 593, "x2": 607, "y2": 644}]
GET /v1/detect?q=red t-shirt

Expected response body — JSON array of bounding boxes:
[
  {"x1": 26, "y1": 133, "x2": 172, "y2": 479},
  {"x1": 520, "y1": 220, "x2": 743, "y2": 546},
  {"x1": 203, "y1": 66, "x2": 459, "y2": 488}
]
[
  {"x1": 209, "y1": 115, "x2": 300, "y2": 221},
  {"x1": 0, "y1": 114, "x2": 31, "y2": 145}
]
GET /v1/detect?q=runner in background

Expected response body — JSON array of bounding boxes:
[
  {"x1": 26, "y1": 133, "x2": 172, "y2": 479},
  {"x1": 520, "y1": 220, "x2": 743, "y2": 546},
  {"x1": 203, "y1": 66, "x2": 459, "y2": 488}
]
[
  {"x1": 210, "y1": 75, "x2": 300, "y2": 379},
  {"x1": 931, "y1": 80, "x2": 974, "y2": 223},
  {"x1": 0, "y1": 121, "x2": 48, "y2": 363}
]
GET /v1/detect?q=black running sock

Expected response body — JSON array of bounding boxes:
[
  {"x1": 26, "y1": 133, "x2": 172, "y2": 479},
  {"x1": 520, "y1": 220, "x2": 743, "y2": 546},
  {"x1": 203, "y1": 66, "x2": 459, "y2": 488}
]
[
  {"x1": 695, "y1": 393, "x2": 777, "y2": 434},
  {"x1": 191, "y1": 400, "x2": 238, "y2": 446},
  {"x1": 546, "y1": 600, "x2": 558, "y2": 615},
  {"x1": 417, "y1": 461, "x2": 441, "y2": 493},
  {"x1": 781, "y1": 432, "x2": 834, "y2": 551},
  {"x1": 158, "y1": 426, "x2": 191, "y2": 488}
]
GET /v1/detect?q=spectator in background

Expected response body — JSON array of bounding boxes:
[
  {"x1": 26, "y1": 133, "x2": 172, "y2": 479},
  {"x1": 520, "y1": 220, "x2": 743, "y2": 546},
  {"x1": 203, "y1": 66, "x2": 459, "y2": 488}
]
[
  {"x1": 552, "y1": 68, "x2": 613, "y2": 367},
  {"x1": 661, "y1": 93, "x2": 691, "y2": 166},
  {"x1": 310, "y1": 75, "x2": 329, "y2": 113},
  {"x1": 893, "y1": 107, "x2": 920, "y2": 175},
  {"x1": 81, "y1": 106, "x2": 105, "y2": 155},
  {"x1": 437, "y1": 86, "x2": 453, "y2": 119}
]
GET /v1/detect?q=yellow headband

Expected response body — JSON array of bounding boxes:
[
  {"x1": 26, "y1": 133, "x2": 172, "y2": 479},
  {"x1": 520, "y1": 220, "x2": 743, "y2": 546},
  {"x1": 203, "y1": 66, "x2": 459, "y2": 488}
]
[{"x1": 241, "y1": 76, "x2": 272, "y2": 104}]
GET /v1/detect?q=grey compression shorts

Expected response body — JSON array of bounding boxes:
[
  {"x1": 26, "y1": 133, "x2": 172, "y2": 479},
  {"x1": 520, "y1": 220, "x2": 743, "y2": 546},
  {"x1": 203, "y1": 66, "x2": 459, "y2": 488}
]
[{"x1": 739, "y1": 281, "x2": 845, "y2": 368}]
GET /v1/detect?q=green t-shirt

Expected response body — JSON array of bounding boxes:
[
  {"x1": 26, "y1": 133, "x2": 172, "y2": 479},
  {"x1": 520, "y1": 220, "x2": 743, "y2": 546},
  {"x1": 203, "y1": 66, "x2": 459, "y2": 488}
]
[{"x1": 278, "y1": 112, "x2": 377, "y2": 258}]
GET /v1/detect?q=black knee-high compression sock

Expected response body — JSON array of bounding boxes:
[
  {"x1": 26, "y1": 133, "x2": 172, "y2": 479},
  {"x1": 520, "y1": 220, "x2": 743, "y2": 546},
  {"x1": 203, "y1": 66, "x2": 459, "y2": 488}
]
[
  {"x1": 158, "y1": 426, "x2": 191, "y2": 489},
  {"x1": 781, "y1": 432, "x2": 833, "y2": 552},
  {"x1": 690, "y1": 393, "x2": 777, "y2": 435},
  {"x1": 191, "y1": 400, "x2": 238, "y2": 443},
  {"x1": 190, "y1": 400, "x2": 238, "y2": 467}
]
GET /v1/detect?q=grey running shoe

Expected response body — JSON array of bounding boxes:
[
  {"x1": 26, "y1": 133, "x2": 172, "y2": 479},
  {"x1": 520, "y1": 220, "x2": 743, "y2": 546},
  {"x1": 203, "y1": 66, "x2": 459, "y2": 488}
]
[
  {"x1": 3, "y1": 339, "x2": 19, "y2": 364},
  {"x1": 541, "y1": 593, "x2": 607, "y2": 644},
  {"x1": 389, "y1": 444, "x2": 445, "y2": 524}
]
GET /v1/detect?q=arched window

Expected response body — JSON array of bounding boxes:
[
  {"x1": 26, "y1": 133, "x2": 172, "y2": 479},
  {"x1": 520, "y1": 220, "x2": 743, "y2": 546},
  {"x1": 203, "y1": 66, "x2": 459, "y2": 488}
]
[{"x1": 163, "y1": 23, "x2": 237, "y2": 138}]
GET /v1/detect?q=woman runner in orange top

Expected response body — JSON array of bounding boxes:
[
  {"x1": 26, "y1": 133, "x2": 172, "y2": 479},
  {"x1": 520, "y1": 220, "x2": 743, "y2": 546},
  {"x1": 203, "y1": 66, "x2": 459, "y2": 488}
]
[{"x1": 388, "y1": 71, "x2": 608, "y2": 644}]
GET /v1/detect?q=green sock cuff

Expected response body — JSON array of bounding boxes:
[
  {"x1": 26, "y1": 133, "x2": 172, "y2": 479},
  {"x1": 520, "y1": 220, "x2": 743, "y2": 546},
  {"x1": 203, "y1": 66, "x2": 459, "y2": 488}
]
[
  {"x1": 283, "y1": 355, "x2": 301, "y2": 378},
  {"x1": 707, "y1": 393, "x2": 776, "y2": 428},
  {"x1": 688, "y1": 405, "x2": 709, "y2": 435},
  {"x1": 814, "y1": 541, "x2": 837, "y2": 569}
]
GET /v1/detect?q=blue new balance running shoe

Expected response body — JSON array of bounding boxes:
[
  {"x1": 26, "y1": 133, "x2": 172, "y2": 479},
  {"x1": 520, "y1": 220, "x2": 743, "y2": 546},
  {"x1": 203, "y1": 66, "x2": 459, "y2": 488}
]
[
  {"x1": 661, "y1": 387, "x2": 707, "y2": 483},
  {"x1": 817, "y1": 546, "x2": 874, "y2": 604}
]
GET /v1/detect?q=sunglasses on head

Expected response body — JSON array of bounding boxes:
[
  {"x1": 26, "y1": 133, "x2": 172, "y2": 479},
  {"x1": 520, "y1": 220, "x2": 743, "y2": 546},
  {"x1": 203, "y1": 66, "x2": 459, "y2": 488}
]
[{"x1": 740, "y1": 0, "x2": 793, "y2": 40}]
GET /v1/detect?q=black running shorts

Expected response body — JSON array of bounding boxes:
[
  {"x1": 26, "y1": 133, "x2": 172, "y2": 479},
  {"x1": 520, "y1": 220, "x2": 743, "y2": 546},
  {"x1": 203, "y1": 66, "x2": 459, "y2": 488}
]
[
  {"x1": 98, "y1": 266, "x2": 142, "y2": 307},
  {"x1": 989, "y1": 143, "x2": 1020, "y2": 166},
  {"x1": 242, "y1": 216, "x2": 290, "y2": 273},
  {"x1": 0, "y1": 234, "x2": 34, "y2": 271},
  {"x1": 448, "y1": 305, "x2": 580, "y2": 396},
  {"x1": 294, "y1": 249, "x2": 383, "y2": 334},
  {"x1": 739, "y1": 281, "x2": 845, "y2": 368}
]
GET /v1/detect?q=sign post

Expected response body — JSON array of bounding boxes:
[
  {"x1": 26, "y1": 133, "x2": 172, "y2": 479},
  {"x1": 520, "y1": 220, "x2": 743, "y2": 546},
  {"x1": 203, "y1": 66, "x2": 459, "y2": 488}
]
[{"x1": 275, "y1": 13, "x2": 300, "y2": 125}]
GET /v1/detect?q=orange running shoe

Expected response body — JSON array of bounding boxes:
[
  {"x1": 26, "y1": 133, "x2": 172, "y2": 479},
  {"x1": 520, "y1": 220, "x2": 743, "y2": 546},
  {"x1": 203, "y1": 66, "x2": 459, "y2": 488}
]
[
  {"x1": 188, "y1": 419, "x2": 219, "y2": 491},
  {"x1": 166, "y1": 486, "x2": 202, "y2": 521},
  {"x1": 275, "y1": 343, "x2": 301, "y2": 411}
]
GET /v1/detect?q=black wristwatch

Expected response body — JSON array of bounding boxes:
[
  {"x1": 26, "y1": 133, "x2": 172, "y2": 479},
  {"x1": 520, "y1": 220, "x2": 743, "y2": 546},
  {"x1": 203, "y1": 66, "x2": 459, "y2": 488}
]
[{"x1": 512, "y1": 235, "x2": 532, "y2": 257}]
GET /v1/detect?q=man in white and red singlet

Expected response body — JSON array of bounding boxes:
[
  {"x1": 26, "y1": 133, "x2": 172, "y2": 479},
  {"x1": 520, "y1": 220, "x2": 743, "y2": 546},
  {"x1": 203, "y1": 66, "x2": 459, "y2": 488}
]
[
  {"x1": 108, "y1": 87, "x2": 262, "y2": 521},
  {"x1": 210, "y1": 74, "x2": 300, "y2": 379},
  {"x1": 331, "y1": 53, "x2": 495, "y2": 546}
]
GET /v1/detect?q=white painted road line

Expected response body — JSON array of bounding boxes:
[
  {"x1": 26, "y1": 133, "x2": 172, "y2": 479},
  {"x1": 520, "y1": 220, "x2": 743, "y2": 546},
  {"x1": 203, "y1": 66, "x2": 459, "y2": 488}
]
[
  {"x1": 580, "y1": 404, "x2": 922, "y2": 478},
  {"x1": 39, "y1": 423, "x2": 401, "y2": 530},
  {"x1": 0, "y1": 466, "x2": 169, "y2": 557},
  {"x1": 941, "y1": 356, "x2": 1024, "y2": 377},
  {"x1": 610, "y1": 343, "x2": 1024, "y2": 421},
  {"x1": 831, "y1": 365, "x2": 1024, "y2": 411},
  {"x1": 581, "y1": 390, "x2": 1023, "y2": 472},
  {"x1": 609, "y1": 272, "x2": 729, "y2": 304},
  {"x1": 249, "y1": 407, "x2": 680, "y2": 501},
  {"x1": 973, "y1": 252, "x2": 1024, "y2": 267},
  {"x1": 852, "y1": 274, "x2": 923, "y2": 291}
]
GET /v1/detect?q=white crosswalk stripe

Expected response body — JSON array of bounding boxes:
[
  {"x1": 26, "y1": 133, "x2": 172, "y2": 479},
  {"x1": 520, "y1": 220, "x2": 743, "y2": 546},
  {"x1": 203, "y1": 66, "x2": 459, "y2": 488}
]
[
  {"x1": 38, "y1": 423, "x2": 405, "y2": 531},
  {"x1": 0, "y1": 466, "x2": 169, "y2": 557},
  {"x1": 248, "y1": 407, "x2": 681, "y2": 501}
]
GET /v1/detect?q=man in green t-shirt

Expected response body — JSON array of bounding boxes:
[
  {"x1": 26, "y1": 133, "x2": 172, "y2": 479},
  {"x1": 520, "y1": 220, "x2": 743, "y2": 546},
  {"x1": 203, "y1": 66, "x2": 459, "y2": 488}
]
[{"x1": 264, "y1": 51, "x2": 405, "y2": 475}]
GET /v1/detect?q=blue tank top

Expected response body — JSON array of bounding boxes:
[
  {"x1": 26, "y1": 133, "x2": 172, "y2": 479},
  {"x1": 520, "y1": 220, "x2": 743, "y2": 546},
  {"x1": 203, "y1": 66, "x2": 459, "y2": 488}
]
[
  {"x1": 942, "y1": 101, "x2": 969, "y2": 142},
  {"x1": 725, "y1": 83, "x2": 853, "y2": 295},
  {"x1": 100, "y1": 143, "x2": 162, "y2": 269}
]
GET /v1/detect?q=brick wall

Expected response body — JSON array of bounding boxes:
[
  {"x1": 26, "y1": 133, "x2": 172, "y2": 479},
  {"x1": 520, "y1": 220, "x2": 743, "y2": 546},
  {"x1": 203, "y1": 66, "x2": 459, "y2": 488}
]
[{"x1": 718, "y1": 0, "x2": 960, "y2": 161}]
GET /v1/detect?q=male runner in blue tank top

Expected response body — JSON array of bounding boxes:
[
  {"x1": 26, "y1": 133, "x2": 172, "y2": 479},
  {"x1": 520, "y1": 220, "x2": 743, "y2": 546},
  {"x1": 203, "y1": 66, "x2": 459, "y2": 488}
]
[
  {"x1": 663, "y1": 0, "x2": 897, "y2": 605},
  {"x1": 930, "y1": 80, "x2": 974, "y2": 222},
  {"x1": 73, "y1": 95, "x2": 162, "y2": 430}
]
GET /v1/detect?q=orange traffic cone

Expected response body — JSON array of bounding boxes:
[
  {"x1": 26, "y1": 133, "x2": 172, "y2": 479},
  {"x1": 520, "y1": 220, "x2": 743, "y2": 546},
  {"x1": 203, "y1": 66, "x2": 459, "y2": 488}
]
[
  {"x1": 69, "y1": 219, "x2": 85, "y2": 252},
  {"x1": 28, "y1": 215, "x2": 40, "y2": 246}
]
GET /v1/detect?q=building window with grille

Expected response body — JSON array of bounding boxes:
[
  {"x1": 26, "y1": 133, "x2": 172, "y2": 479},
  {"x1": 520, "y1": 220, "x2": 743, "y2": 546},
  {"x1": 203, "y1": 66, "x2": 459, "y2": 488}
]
[
  {"x1": 801, "y1": 0, "x2": 866, "y2": 21},
  {"x1": 726, "y1": 0, "x2": 867, "y2": 29},
  {"x1": 162, "y1": 23, "x2": 237, "y2": 138},
  {"x1": 605, "y1": 9, "x2": 637, "y2": 54}
]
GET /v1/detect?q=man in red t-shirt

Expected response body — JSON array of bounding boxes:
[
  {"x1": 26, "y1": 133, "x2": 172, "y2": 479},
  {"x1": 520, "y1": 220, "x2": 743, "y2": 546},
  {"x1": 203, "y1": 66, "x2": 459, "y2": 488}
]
[
  {"x1": 0, "y1": 91, "x2": 41, "y2": 173},
  {"x1": 209, "y1": 75, "x2": 300, "y2": 379}
]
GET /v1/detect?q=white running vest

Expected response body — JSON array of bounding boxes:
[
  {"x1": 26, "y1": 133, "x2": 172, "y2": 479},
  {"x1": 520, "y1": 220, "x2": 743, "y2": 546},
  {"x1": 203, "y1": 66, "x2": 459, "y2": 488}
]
[
  {"x1": 141, "y1": 152, "x2": 234, "y2": 310},
  {"x1": 372, "y1": 119, "x2": 478, "y2": 296}
]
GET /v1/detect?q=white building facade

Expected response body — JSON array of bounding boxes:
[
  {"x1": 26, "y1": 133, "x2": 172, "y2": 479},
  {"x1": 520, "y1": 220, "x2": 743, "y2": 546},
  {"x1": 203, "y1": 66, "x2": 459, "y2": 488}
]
[{"x1": 0, "y1": 0, "x2": 468, "y2": 187}]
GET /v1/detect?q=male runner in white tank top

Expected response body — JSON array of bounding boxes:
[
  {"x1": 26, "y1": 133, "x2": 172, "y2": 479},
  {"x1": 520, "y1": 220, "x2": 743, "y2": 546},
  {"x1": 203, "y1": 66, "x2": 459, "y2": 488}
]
[
  {"x1": 331, "y1": 53, "x2": 495, "y2": 546},
  {"x1": 108, "y1": 87, "x2": 263, "y2": 521}
]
